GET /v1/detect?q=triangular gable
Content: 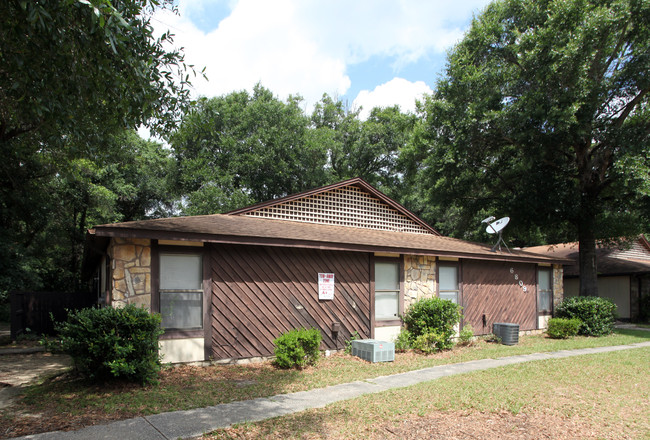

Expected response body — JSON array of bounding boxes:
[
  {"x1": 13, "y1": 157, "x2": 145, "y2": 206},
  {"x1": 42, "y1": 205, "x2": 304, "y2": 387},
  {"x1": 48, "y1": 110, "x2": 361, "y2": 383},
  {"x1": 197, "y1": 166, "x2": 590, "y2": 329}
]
[{"x1": 227, "y1": 178, "x2": 439, "y2": 235}]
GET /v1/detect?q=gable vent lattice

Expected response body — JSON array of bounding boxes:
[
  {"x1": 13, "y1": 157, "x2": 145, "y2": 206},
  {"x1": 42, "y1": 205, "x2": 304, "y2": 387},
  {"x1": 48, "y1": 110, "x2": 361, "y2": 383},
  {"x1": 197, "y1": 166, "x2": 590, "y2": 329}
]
[{"x1": 243, "y1": 186, "x2": 432, "y2": 234}]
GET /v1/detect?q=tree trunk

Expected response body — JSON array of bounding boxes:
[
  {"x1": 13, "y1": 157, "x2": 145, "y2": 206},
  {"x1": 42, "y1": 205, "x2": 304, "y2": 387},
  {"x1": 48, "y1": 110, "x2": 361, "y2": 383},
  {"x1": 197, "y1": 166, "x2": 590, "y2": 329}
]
[{"x1": 578, "y1": 215, "x2": 598, "y2": 297}]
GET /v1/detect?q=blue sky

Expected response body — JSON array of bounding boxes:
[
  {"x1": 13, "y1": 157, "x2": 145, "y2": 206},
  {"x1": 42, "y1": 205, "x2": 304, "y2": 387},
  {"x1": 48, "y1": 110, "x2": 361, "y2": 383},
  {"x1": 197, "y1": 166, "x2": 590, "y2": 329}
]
[{"x1": 151, "y1": 0, "x2": 492, "y2": 118}]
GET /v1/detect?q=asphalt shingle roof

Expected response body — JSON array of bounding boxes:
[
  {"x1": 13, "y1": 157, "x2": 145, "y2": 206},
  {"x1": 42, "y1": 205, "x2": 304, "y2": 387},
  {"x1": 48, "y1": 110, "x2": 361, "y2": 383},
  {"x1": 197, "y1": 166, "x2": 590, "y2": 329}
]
[{"x1": 91, "y1": 214, "x2": 565, "y2": 264}]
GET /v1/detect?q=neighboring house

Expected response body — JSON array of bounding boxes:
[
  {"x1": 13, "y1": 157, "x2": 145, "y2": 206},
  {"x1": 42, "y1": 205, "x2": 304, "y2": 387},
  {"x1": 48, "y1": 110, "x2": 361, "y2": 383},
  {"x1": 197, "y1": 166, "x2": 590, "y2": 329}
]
[
  {"x1": 85, "y1": 178, "x2": 566, "y2": 363},
  {"x1": 527, "y1": 236, "x2": 650, "y2": 320}
]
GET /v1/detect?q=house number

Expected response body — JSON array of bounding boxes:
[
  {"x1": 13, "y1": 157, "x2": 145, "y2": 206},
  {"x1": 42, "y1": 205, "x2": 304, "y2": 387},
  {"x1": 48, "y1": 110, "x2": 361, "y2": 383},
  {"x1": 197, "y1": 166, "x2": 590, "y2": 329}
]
[{"x1": 510, "y1": 267, "x2": 527, "y2": 293}]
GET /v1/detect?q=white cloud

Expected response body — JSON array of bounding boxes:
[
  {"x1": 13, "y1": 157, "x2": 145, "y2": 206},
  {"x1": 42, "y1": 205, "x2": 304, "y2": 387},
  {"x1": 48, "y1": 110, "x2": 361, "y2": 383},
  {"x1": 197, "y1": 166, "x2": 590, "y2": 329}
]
[
  {"x1": 149, "y1": 0, "x2": 490, "y2": 109},
  {"x1": 353, "y1": 78, "x2": 432, "y2": 119},
  {"x1": 292, "y1": 1, "x2": 488, "y2": 68}
]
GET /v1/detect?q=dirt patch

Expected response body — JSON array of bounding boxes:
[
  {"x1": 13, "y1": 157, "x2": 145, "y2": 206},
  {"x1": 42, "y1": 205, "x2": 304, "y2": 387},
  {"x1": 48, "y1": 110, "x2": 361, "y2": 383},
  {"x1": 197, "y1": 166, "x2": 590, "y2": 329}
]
[
  {"x1": 379, "y1": 411, "x2": 630, "y2": 440},
  {"x1": 207, "y1": 410, "x2": 630, "y2": 440},
  {"x1": 0, "y1": 353, "x2": 71, "y2": 388},
  {"x1": 0, "y1": 352, "x2": 71, "y2": 413}
]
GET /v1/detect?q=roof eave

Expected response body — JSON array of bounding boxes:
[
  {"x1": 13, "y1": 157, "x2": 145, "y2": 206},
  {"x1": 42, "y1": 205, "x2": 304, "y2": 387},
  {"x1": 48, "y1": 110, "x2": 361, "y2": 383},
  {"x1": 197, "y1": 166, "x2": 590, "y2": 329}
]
[{"x1": 91, "y1": 227, "x2": 566, "y2": 265}]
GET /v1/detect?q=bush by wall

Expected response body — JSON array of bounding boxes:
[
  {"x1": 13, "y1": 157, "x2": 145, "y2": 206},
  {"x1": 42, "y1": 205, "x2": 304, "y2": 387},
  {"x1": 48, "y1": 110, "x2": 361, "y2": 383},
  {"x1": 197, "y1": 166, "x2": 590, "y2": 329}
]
[
  {"x1": 394, "y1": 329, "x2": 412, "y2": 352},
  {"x1": 457, "y1": 324, "x2": 475, "y2": 346},
  {"x1": 554, "y1": 296, "x2": 617, "y2": 336},
  {"x1": 52, "y1": 304, "x2": 163, "y2": 384},
  {"x1": 344, "y1": 330, "x2": 361, "y2": 355},
  {"x1": 546, "y1": 317, "x2": 582, "y2": 339},
  {"x1": 412, "y1": 331, "x2": 449, "y2": 354},
  {"x1": 402, "y1": 297, "x2": 461, "y2": 351},
  {"x1": 273, "y1": 327, "x2": 322, "y2": 369}
]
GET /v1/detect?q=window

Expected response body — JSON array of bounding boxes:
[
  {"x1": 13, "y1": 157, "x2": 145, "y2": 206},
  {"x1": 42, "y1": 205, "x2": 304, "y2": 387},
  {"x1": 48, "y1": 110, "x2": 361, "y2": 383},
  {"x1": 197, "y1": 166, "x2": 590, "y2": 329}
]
[
  {"x1": 439, "y1": 265, "x2": 459, "y2": 304},
  {"x1": 375, "y1": 261, "x2": 400, "y2": 320},
  {"x1": 159, "y1": 253, "x2": 203, "y2": 329},
  {"x1": 538, "y1": 268, "x2": 553, "y2": 314}
]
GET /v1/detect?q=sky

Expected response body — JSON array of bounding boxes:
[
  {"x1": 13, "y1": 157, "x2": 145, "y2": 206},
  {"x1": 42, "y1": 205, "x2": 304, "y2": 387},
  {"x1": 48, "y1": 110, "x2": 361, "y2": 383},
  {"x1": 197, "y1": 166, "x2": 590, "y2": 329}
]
[{"x1": 150, "y1": 0, "x2": 493, "y2": 119}]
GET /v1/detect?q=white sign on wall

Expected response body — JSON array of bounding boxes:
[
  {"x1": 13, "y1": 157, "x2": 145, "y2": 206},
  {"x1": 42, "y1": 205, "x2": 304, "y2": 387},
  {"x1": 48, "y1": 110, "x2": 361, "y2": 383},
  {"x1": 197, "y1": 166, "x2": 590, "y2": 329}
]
[{"x1": 318, "y1": 273, "x2": 335, "y2": 300}]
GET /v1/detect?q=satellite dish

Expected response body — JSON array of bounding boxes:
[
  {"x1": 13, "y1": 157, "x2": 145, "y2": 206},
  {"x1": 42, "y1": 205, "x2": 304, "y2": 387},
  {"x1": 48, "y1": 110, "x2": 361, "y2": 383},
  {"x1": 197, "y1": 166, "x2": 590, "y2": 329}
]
[
  {"x1": 485, "y1": 217, "x2": 510, "y2": 234},
  {"x1": 480, "y1": 216, "x2": 511, "y2": 253}
]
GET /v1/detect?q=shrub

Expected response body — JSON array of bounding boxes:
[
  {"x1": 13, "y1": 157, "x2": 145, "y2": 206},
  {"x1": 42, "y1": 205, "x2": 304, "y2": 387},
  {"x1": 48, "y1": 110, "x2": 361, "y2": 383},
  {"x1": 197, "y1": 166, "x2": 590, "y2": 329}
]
[
  {"x1": 52, "y1": 304, "x2": 163, "y2": 384},
  {"x1": 546, "y1": 317, "x2": 582, "y2": 339},
  {"x1": 394, "y1": 329, "x2": 412, "y2": 352},
  {"x1": 273, "y1": 327, "x2": 322, "y2": 369},
  {"x1": 402, "y1": 297, "x2": 461, "y2": 349},
  {"x1": 485, "y1": 333, "x2": 501, "y2": 344},
  {"x1": 457, "y1": 324, "x2": 474, "y2": 346},
  {"x1": 555, "y1": 296, "x2": 617, "y2": 336},
  {"x1": 344, "y1": 330, "x2": 361, "y2": 355},
  {"x1": 412, "y1": 331, "x2": 449, "y2": 354}
]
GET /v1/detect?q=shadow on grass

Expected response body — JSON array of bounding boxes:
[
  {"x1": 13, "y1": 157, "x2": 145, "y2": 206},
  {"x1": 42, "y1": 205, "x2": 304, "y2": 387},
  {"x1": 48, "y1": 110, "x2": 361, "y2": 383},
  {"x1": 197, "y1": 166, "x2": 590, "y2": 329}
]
[
  {"x1": 19, "y1": 363, "x2": 306, "y2": 416},
  {"x1": 613, "y1": 328, "x2": 650, "y2": 339}
]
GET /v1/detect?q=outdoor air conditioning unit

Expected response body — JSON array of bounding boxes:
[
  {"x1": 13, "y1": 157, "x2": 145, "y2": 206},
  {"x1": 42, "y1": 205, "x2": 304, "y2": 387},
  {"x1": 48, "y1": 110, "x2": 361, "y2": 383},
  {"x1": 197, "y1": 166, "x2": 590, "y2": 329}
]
[
  {"x1": 493, "y1": 322, "x2": 520, "y2": 345},
  {"x1": 351, "y1": 339, "x2": 395, "y2": 362}
]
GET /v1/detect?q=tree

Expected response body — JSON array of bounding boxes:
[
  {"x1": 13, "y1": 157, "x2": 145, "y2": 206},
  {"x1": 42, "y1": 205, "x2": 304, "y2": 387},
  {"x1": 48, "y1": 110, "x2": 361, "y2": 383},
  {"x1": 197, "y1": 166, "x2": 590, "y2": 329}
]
[
  {"x1": 310, "y1": 95, "x2": 416, "y2": 199},
  {"x1": 416, "y1": 0, "x2": 650, "y2": 296},
  {"x1": 0, "y1": 0, "x2": 193, "y2": 293},
  {"x1": 0, "y1": 0, "x2": 193, "y2": 145},
  {"x1": 171, "y1": 85, "x2": 330, "y2": 215},
  {"x1": 0, "y1": 131, "x2": 175, "y2": 292}
]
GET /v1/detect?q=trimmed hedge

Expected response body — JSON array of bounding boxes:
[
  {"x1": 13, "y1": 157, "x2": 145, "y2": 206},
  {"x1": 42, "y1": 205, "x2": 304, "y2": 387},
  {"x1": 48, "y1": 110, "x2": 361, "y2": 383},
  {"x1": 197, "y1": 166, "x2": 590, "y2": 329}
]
[
  {"x1": 402, "y1": 297, "x2": 461, "y2": 351},
  {"x1": 554, "y1": 296, "x2": 617, "y2": 336},
  {"x1": 273, "y1": 327, "x2": 322, "y2": 369},
  {"x1": 53, "y1": 304, "x2": 163, "y2": 384},
  {"x1": 546, "y1": 317, "x2": 582, "y2": 339}
]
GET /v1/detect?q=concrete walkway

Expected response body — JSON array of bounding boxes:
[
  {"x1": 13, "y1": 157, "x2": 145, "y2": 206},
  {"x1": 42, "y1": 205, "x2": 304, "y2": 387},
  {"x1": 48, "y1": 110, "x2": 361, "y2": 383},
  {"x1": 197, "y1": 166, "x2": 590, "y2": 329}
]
[{"x1": 14, "y1": 340, "x2": 650, "y2": 440}]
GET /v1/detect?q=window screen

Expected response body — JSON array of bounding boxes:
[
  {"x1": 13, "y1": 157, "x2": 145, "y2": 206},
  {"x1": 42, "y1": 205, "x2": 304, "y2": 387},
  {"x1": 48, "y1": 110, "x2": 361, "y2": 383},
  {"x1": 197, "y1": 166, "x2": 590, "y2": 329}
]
[
  {"x1": 160, "y1": 253, "x2": 203, "y2": 329},
  {"x1": 538, "y1": 268, "x2": 553, "y2": 313},
  {"x1": 439, "y1": 265, "x2": 459, "y2": 304},
  {"x1": 375, "y1": 261, "x2": 400, "y2": 320}
]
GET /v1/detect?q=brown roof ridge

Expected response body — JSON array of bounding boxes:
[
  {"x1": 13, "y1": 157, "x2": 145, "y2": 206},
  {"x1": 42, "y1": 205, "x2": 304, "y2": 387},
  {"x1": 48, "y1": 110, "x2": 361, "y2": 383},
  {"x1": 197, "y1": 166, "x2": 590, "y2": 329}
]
[{"x1": 224, "y1": 178, "x2": 440, "y2": 236}]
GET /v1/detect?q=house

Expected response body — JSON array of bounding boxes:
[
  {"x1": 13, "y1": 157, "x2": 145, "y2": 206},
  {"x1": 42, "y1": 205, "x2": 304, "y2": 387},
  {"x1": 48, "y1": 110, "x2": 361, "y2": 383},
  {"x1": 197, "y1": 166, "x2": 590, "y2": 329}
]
[
  {"x1": 85, "y1": 178, "x2": 567, "y2": 363},
  {"x1": 527, "y1": 236, "x2": 650, "y2": 321}
]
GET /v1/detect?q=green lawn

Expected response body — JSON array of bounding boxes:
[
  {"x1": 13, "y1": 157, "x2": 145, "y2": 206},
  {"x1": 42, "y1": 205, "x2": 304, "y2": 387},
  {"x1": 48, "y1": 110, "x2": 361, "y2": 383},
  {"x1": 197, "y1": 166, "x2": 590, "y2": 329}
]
[
  {"x1": 2, "y1": 329, "x2": 649, "y2": 438},
  {"x1": 205, "y1": 346, "x2": 650, "y2": 439}
]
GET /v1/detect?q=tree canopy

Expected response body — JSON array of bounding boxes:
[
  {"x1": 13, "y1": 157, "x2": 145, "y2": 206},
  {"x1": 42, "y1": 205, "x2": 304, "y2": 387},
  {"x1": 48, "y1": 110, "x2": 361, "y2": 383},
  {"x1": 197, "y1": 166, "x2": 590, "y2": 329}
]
[
  {"x1": 0, "y1": 0, "x2": 193, "y2": 293},
  {"x1": 171, "y1": 85, "x2": 331, "y2": 215},
  {"x1": 0, "y1": 0, "x2": 193, "y2": 145},
  {"x1": 415, "y1": 0, "x2": 650, "y2": 295}
]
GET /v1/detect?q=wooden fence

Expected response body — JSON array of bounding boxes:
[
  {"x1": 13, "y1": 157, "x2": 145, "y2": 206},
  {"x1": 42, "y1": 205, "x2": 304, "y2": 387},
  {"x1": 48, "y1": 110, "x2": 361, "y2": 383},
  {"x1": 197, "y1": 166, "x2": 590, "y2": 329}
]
[{"x1": 10, "y1": 291, "x2": 97, "y2": 339}]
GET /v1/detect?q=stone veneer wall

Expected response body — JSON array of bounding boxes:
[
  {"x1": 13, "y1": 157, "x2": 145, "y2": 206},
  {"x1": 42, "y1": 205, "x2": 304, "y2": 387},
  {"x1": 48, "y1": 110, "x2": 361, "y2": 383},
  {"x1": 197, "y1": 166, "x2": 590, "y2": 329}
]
[
  {"x1": 108, "y1": 238, "x2": 152, "y2": 310},
  {"x1": 553, "y1": 264, "x2": 564, "y2": 308},
  {"x1": 404, "y1": 255, "x2": 437, "y2": 310}
]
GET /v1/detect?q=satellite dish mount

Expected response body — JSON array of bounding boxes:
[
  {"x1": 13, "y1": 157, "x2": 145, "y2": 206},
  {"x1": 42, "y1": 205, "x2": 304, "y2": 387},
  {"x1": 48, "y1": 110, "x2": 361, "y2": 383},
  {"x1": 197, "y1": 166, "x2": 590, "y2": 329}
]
[{"x1": 483, "y1": 216, "x2": 511, "y2": 253}]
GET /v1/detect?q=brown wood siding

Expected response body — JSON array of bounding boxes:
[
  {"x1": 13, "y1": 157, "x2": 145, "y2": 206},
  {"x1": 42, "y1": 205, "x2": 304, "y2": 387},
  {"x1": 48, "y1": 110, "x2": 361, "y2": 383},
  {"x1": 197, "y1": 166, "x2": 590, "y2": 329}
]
[
  {"x1": 209, "y1": 244, "x2": 371, "y2": 360},
  {"x1": 462, "y1": 260, "x2": 537, "y2": 335}
]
